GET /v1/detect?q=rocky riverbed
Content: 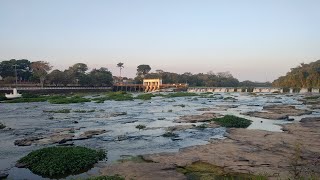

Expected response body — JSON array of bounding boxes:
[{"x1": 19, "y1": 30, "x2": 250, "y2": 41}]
[{"x1": 0, "y1": 92, "x2": 319, "y2": 179}]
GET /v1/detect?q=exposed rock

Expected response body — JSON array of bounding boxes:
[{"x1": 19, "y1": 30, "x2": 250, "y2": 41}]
[
  {"x1": 242, "y1": 105, "x2": 312, "y2": 120},
  {"x1": 175, "y1": 113, "x2": 222, "y2": 123},
  {"x1": 100, "y1": 161, "x2": 186, "y2": 180},
  {"x1": 0, "y1": 172, "x2": 8, "y2": 179},
  {"x1": 14, "y1": 136, "x2": 42, "y2": 146},
  {"x1": 78, "y1": 129, "x2": 107, "y2": 139},
  {"x1": 197, "y1": 105, "x2": 238, "y2": 112},
  {"x1": 140, "y1": 117, "x2": 320, "y2": 178},
  {"x1": 166, "y1": 125, "x2": 195, "y2": 132},
  {"x1": 110, "y1": 112, "x2": 127, "y2": 117}
]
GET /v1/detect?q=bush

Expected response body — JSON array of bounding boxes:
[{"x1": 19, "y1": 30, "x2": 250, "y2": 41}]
[
  {"x1": 0, "y1": 94, "x2": 7, "y2": 101},
  {"x1": 17, "y1": 146, "x2": 106, "y2": 178},
  {"x1": 212, "y1": 115, "x2": 252, "y2": 128}
]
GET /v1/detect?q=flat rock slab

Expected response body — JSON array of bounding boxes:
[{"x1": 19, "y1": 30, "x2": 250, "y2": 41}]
[
  {"x1": 175, "y1": 113, "x2": 222, "y2": 123},
  {"x1": 100, "y1": 162, "x2": 186, "y2": 180},
  {"x1": 242, "y1": 105, "x2": 312, "y2": 120}
]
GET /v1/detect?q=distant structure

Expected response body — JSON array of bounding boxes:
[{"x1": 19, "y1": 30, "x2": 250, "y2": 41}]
[{"x1": 143, "y1": 78, "x2": 162, "y2": 92}]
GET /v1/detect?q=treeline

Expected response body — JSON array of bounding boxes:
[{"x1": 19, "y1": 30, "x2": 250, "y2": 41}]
[
  {"x1": 0, "y1": 59, "x2": 113, "y2": 87},
  {"x1": 273, "y1": 60, "x2": 320, "y2": 88},
  {"x1": 134, "y1": 65, "x2": 271, "y2": 87}
]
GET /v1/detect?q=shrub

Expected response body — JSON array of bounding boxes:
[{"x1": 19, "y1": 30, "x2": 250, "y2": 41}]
[
  {"x1": 17, "y1": 146, "x2": 106, "y2": 178},
  {"x1": 212, "y1": 115, "x2": 252, "y2": 128}
]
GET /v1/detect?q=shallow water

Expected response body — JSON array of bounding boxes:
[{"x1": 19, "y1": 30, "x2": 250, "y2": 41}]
[{"x1": 0, "y1": 92, "x2": 319, "y2": 179}]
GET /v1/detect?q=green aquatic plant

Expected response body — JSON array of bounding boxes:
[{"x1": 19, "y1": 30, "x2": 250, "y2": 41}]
[
  {"x1": 17, "y1": 146, "x2": 106, "y2": 178},
  {"x1": 135, "y1": 93, "x2": 156, "y2": 100},
  {"x1": 74, "y1": 109, "x2": 95, "y2": 113},
  {"x1": 212, "y1": 115, "x2": 252, "y2": 128},
  {"x1": 48, "y1": 96, "x2": 91, "y2": 104}
]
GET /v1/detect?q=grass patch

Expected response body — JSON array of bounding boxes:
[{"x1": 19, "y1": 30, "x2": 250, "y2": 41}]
[
  {"x1": 43, "y1": 109, "x2": 71, "y2": 113},
  {"x1": 135, "y1": 124, "x2": 146, "y2": 130},
  {"x1": 118, "y1": 155, "x2": 151, "y2": 163},
  {"x1": 305, "y1": 95, "x2": 320, "y2": 100},
  {"x1": 17, "y1": 146, "x2": 106, "y2": 178},
  {"x1": 0, "y1": 122, "x2": 5, "y2": 129},
  {"x1": 135, "y1": 93, "x2": 156, "y2": 100},
  {"x1": 165, "y1": 92, "x2": 198, "y2": 98},
  {"x1": 212, "y1": 115, "x2": 252, "y2": 128},
  {"x1": 92, "y1": 92, "x2": 133, "y2": 102},
  {"x1": 3, "y1": 97, "x2": 48, "y2": 103},
  {"x1": 86, "y1": 175, "x2": 125, "y2": 180}
]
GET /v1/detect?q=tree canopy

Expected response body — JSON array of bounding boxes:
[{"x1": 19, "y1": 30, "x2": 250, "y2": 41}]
[{"x1": 273, "y1": 60, "x2": 320, "y2": 88}]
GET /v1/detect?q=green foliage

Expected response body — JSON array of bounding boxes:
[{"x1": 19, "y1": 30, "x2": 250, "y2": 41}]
[
  {"x1": 165, "y1": 92, "x2": 198, "y2": 98},
  {"x1": 18, "y1": 146, "x2": 106, "y2": 178},
  {"x1": 135, "y1": 93, "x2": 155, "y2": 100},
  {"x1": 22, "y1": 93, "x2": 40, "y2": 98},
  {"x1": 0, "y1": 94, "x2": 6, "y2": 101},
  {"x1": 86, "y1": 175, "x2": 125, "y2": 180},
  {"x1": 43, "y1": 109, "x2": 71, "y2": 113},
  {"x1": 48, "y1": 96, "x2": 91, "y2": 104},
  {"x1": 212, "y1": 115, "x2": 252, "y2": 128},
  {"x1": 305, "y1": 95, "x2": 320, "y2": 100},
  {"x1": 3, "y1": 97, "x2": 48, "y2": 103},
  {"x1": 136, "y1": 124, "x2": 146, "y2": 130},
  {"x1": 273, "y1": 60, "x2": 320, "y2": 88},
  {"x1": 0, "y1": 122, "x2": 5, "y2": 129},
  {"x1": 162, "y1": 132, "x2": 178, "y2": 137}
]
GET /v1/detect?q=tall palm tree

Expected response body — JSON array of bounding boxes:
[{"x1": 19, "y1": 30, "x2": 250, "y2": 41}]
[{"x1": 117, "y1": 62, "x2": 124, "y2": 79}]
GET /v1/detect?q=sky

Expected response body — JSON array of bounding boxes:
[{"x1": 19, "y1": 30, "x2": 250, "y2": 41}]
[{"x1": 0, "y1": 0, "x2": 320, "y2": 82}]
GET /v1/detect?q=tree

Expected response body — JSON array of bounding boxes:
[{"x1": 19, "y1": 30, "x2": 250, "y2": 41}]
[
  {"x1": 68, "y1": 63, "x2": 88, "y2": 84},
  {"x1": 137, "y1": 64, "x2": 151, "y2": 77},
  {"x1": 87, "y1": 67, "x2": 113, "y2": 86},
  {"x1": 117, "y1": 62, "x2": 124, "y2": 78},
  {"x1": 0, "y1": 59, "x2": 32, "y2": 81},
  {"x1": 31, "y1": 61, "x2": 52, "y2": 88}
]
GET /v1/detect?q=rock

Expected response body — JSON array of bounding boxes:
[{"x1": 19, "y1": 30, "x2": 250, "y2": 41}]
[
  {"x1": 78, "y1": 129, "x2": 107, "y2": 139},
  {"x1": 110, "y1": 112, "x2": 127, "y2": 117},
  {"x1": 73, "y1": 121, "x2": 79, "y2": 124},
  {"x1": 242, "y1": 105, "x2": 311, "y2": 120},
  {"x1": 0, "y1": 172, "x2": 8, "y2": 179},
  {"x1": 117, "y1": 135, "x2": 128, "y2": 141},
  {"x1": 158, "y1": 117, "x2": 166, "y2": 120},
  {"x1": 166, "y1": 125, "x2": 194, "y2": 132},
  {"x1": 175, "y1": 113, "x2": 222, "y2": 123},
  {"x1": 14, "y1": 136, "x2": 42, "y2": 146},
  {"x1": 15, "y1": 162, "x2": 27, "y2": 168},
  {"x1": 100, "y1": 162, "x2": 186, "y2": 180}
]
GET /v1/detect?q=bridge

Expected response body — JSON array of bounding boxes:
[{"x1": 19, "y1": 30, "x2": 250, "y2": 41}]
[{"x1": 187, "y1": 87, "x2": 320, "y2": 93}]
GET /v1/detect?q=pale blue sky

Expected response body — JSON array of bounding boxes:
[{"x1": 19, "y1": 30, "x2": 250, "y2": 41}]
[{"x1": 1, "y1": 0, "x2": 320, "y2": 81}]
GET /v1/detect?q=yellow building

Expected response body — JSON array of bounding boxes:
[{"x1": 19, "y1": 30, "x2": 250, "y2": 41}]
[{"x1": 143, "y1": 79, "x2": 162, "y2": 92}]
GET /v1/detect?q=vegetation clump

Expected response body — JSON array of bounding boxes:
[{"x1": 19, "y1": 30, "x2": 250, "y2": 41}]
[
  {"x1": 48, "y1": 96, "x2": 90, "y2": 104},
  {"x1": 0, "y1": 94, "x2": 6, "y2": 101},
  {"x1": 86, "y1": 175, "x2": 125, "y2": 180},
  {"x1": 135, "y1": 93, "x2": 155, "y2": 100},
  {"x1": 196, "y1": 124, "x2": 208, "y2": 130},
  {"x1": 135, "y1": 124, "x2": 146, "y2": 130},
  {"x1": 17, "y1": 146, "x2": 106, "y2": 178},
  {"x1": 212, "y1": 115, "x2": 252, "y2": 128},
  {"x1": 43, "y1": 109, "x2": 71, "y2": 113},
  {"x1": 93, "y1": 92, "x2": 133, "y2": 102}
]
